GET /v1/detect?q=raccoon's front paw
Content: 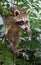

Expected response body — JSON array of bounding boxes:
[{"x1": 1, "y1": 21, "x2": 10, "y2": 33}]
[{"x1": 27, "y1": 29, "x2": 32, "y2": 40}]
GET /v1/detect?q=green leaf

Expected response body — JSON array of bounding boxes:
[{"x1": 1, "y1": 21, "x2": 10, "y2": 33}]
[{"x1": 0, "y1": 0, "x2": 7, "y2": 2}]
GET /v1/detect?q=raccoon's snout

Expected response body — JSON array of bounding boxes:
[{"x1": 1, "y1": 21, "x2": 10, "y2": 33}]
[{"x1": 25, "y1": 28, "x2": 27, "y2": 31}]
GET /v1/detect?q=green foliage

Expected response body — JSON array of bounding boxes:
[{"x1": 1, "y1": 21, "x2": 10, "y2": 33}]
[
  {"x1": 0, "y1": 25, "x2": 3, "y2": 29},
  {"x1": 0, "y1": 0, "x2": 7, "y2": 2},
  {"x1": 0, "y1": 0, "x2": 11, "y2": 16},
  {"x1": 0, "y1": 41, "x2": 14, "y2": 65},
  {"x1": 0, "y1": 0, "x2": 41, "y2": 65}
]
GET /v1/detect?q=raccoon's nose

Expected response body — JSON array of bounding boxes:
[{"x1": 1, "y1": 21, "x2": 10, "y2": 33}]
[{"x1": 25, "y1": 28, "x2": 27, "y2": 30}]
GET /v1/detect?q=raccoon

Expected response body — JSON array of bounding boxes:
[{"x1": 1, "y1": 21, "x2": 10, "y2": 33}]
[{"x1": 3, "y1": 5, "x2": 31, "y2": 54}]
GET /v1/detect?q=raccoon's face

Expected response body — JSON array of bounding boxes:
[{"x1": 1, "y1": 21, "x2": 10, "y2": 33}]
[
  {"x1": 15, "y1": 10, "x2": 30, "y2": 31},
  {"x1": 10, "y1": 6, "x2": 30, "y2": 31}
]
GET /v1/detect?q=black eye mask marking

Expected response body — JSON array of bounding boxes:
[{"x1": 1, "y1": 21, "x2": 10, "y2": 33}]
[
  {"x1": 26, "y1": 20, "x2": 28, "y2": 24},
  {"x1": 16, "y1": 20, "x2": 28, "y2": 26},
  {"x1": 16, "y1": 21, "x2": 24, "y2": 26}
]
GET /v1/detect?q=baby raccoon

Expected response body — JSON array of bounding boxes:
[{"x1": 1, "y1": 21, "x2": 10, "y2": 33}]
[{"x1": 3, "y1": 5, "x2": 31, "y2": 55}]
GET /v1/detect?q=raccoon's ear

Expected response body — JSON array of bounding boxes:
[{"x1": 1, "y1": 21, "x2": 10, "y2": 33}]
[
  {"x1": 26, "y1": 9, "x2": 30, "y2": 15},
  {"x1": 14, "y1": 10, "x2": 20, "y2": 16}
]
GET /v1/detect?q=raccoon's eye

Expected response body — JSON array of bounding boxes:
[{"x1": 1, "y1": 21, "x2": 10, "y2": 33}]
[
  {"x1": 26, "y1": 20, "x2": 28, "y2": 24},
  {"x1": 16, "y1": 21, "x2": 24, "y2": 25}
]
